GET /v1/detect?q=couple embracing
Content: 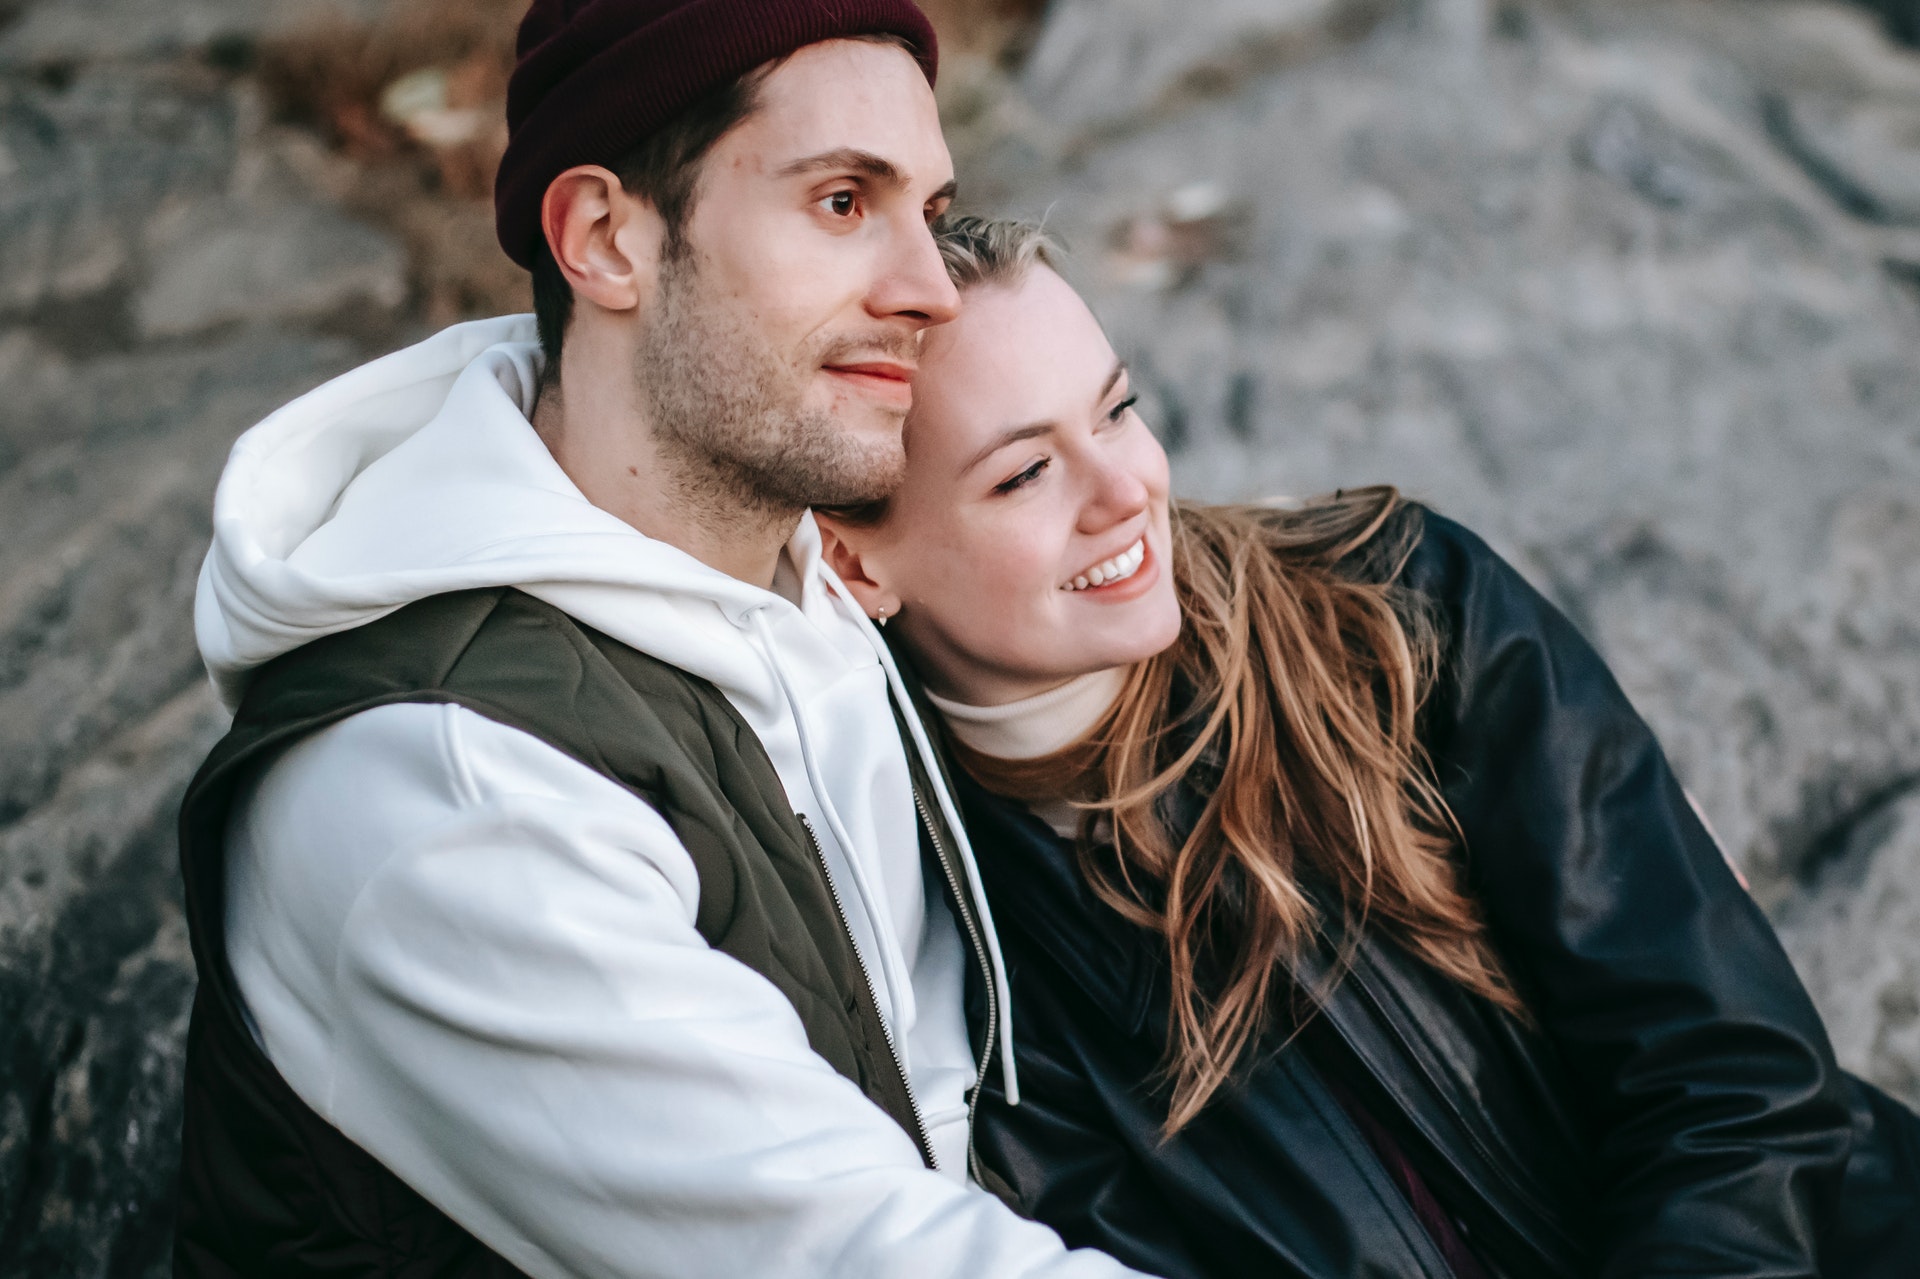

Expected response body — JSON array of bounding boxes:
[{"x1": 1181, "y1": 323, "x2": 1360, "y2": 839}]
[{"x1": 172, "y1": 2, "x2": 1920, "y2": 1277}]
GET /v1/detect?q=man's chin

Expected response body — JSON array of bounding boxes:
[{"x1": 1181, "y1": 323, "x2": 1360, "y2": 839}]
[
  {"x1": 746, "y1": 410, "x2": 905, "y2": 510},
  {"x1": 808, "y1": 407, "x2": 908, "y2": 498},
  {"x1": 805, "y1": 446, "x2": 905, "y2": 508}
]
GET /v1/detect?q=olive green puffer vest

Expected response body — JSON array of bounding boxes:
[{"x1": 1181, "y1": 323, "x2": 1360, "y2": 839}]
[{"x1": 173, "y1": 587, "x2": 983, "y2": 1278}]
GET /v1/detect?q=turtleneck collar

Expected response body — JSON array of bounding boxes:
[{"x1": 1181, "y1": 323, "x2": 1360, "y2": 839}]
[{"x1": 923, "y1": 667, "x2": 1129, "y2": 761}]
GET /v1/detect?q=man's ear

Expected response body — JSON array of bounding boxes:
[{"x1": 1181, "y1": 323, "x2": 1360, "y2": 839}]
[
  {"x1": 815, "y1": 519, "x2": 901, "y2": 624},
  {"x1": 541, "y1": 166, "x2": 666, "y2": 316}
]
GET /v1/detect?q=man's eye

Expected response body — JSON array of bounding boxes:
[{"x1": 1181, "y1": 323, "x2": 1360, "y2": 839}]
[
  {"x1": 994, "y1": 458, "x2": 1049, "y2": 494},
  {"x1": 822, "y1": 191, "x2": 858, "y2": 217}
]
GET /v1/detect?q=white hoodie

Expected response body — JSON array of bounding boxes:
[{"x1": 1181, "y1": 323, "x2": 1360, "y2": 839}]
[{"x1": 198, "y1": 316, "x2": 1143, "y2": 1279}]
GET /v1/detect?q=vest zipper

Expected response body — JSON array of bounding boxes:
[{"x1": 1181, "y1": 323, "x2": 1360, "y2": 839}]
[
  {"x1": 912, "y1": 785, "x2": 998, "y2": 1186},
  {"x1": 795, "y1": 811, "x2": 937, "y2": 1170}
]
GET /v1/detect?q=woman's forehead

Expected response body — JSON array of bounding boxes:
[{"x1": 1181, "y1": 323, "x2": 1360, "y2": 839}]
[{"x1": 920, "y1": 271, "x2": 1115, "y2": 406}]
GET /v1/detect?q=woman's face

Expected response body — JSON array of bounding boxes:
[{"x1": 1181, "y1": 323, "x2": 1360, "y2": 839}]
[{"x1": 818, "y1": 266, "x2": 1182, "y2": 705}]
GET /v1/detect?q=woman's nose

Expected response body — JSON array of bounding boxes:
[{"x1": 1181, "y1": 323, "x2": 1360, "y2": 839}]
[{"x1": 1080, "y1": 455, "x2": 1151, "y2": 530}]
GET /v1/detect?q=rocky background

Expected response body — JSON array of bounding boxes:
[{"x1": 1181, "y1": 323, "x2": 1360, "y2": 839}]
[{"x1": 1, "y1": 0, "x2": 1916, "y2": 1273}]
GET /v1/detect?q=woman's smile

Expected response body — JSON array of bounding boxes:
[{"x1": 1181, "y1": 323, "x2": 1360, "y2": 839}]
[{"x1": 1061, "y1": 537, "x2": 1146, "y2": 592}]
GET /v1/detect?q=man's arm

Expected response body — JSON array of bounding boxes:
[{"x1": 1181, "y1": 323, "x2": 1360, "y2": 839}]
[{"x1": 229, "y1": 701, "x2": 1147, "y2": 1279}]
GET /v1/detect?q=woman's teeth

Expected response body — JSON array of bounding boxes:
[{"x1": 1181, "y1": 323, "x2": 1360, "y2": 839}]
[{"x1": 1063, "y1": 539, "x2": 1146, "y2": 592}]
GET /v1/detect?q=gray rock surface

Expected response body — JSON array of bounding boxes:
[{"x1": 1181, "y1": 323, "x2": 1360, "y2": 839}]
[
  {"x1": 0, "y1": 9, "x2": 382, "y2": 1274},
  {"x1": 0, "y1": 65, "x2": 237, "y2": 320},
  {"x1": 1, "y1": 0, "x2": 1917, "y2": 1271},
  {"x1": 1777, "y1": 790, "x2": 1920, "y2": 1102},
  {"x1": 0, "y1": 0, "x2": 385, "y2": 67},
  {"x1": 1776, "y1": 92, "x2": 1920, "y2": 221},
  {"x1": 136, "y1": 201, "x2": 406, "y2": 339}
]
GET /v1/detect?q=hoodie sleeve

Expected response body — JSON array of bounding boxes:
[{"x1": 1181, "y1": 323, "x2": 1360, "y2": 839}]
[{"x1": 230, "y1": 701, "x2": 1144, "y2": 1279}]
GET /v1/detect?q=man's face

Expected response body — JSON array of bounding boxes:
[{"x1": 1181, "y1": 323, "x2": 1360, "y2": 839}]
[{"x1": 635, "y1": 39, "x2": 958, "y2": 512}]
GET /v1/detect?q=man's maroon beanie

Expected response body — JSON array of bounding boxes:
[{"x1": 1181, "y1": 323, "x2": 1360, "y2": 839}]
[{"x1": 495, "y1": 0, "x2": 939, "y2": 269}]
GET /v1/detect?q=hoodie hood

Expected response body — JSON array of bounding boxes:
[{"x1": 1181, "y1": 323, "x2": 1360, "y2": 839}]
[{"x1": 201, "y1": 316, "x2": 838, "y2": 717}]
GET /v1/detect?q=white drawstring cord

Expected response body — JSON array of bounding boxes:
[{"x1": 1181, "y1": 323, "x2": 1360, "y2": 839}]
[
  {"x1": 857, "y1": 613, "x2": 1022, "y2": 1107},
  {"x1": 748, "y1": 607, "x2": 916, "y2": 1044}
]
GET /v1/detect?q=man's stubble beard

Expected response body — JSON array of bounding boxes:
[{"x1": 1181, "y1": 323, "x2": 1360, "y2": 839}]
[{"x1": 635, "y1": 247, "x2": 910, "y2": 521}]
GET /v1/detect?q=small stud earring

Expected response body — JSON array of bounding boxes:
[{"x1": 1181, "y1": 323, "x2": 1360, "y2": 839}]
[{"x1": 874, "y1": 606, "x2": 890, "y2": 628}]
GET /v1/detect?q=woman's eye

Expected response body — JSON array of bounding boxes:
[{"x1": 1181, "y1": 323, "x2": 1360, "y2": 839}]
[
  {"x1": 821, "y1": 191, "x2": 858, "y2": 218},
  {"x1": 994, "y1": 458, "x2": 1049, "y2": 494},
  {"x1": 1107, "y1": 394, "x2": 1139, "y2": 424}
]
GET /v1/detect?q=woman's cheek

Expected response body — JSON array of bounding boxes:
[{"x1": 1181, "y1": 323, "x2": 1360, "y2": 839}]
[
  {"x1": 948, "y1": 537, "x2": 1021, "y2": 628},
  {"x1": 1010, "y1": 534, "x2": 1063, "y2": 610}
]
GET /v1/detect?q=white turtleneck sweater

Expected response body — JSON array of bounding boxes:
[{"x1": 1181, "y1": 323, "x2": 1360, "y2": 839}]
[{"x1": 924, "y1": 668, "x2": 1129, "y2": 837}]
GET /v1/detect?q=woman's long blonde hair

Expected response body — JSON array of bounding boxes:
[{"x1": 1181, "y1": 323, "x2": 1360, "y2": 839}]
[{"x1": 931, "y1": 217, "x2": 1525, "y2": 1134}]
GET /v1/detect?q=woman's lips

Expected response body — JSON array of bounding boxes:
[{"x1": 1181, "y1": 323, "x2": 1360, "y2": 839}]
[
  {"x1": 823, "y1": 362, "x2": 915, "y2": 407},
  {"x1": 1062, "y1": 537, "x2": 1146, "y2": 592},
  {"x1": 1061, "y1": 537, "x2": 1160, "y2": 603}
]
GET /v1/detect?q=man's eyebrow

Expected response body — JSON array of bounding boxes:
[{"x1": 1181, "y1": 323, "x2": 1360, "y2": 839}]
[
  {"x1": 776, "y1": 148, "x2": 907, "y2": 188},
  {"x1": 960, "y1": 362, "x2": 1130, "y2": 476},
  {"x1": 775, "y1": 149, "x2": 957, "y2": 205}
]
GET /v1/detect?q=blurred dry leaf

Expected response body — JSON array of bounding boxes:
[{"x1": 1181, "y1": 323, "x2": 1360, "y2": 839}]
[{"x1": 1108, "y1": 180, "x2": 1252, "y2": 290}]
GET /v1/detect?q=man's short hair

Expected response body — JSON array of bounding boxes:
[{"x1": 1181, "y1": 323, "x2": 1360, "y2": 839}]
[
  {"x1": 530, "y1": 69, "x2": 763, "y2": 384},
  {"x1": 530, "y1": 32, "x2": 915, "y2": 390}
]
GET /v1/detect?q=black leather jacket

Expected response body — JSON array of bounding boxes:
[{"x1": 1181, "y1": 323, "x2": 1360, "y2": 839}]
[{"x1": 954, "y1": 510, "x2": 1920, "y2": 1279}]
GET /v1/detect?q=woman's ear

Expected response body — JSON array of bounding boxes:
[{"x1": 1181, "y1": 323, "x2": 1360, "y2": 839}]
[{"x1": 815, "y1": 519, "x2": 901, "y2": 624}]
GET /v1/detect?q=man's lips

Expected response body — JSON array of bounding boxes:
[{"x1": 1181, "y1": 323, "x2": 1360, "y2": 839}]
[
  {"x1": 823, "y1": 361, "x2": 916, "y2": 406},
  {"x1": 826, "y1": 360, "x2": 915, "y2": 380}
]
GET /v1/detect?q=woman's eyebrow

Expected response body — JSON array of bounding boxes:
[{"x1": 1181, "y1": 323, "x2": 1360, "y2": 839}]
[
  {"x1": 961, "y1": 422, "x2": 1054, "y2": 475},
  {"x1": 957, "y1": 361, "x2": 1129, "y2": 476}
]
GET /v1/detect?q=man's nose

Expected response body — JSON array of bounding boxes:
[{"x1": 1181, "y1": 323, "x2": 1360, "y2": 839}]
[{"x1": 868, "y1": 215, "x2": 960, "y2": 328}]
